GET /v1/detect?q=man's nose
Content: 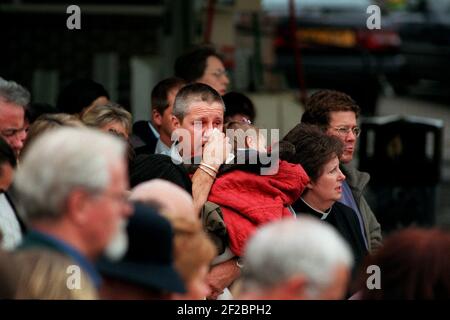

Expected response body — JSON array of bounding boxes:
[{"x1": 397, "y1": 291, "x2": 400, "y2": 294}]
[
  {"x1": 346, "y1": 130, "x2": 356, "y2": 141},
  {"x1": 11, "y1": 135, "x2": 24, "y2": 151},
  {"x1": 205, "y1": 123, "x2": 215, "y2": 132}
]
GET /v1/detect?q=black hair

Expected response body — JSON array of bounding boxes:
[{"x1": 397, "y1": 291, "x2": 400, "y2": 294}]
[
  {"x1": 223, "y1": 92, "x2": 256, "y2": 123},
  {"x1": 56, "y1": 79, "x2": 109, "y2": 115},
  {"x1": 174, "y1": 46, "x2": 224, "y2": 82}
]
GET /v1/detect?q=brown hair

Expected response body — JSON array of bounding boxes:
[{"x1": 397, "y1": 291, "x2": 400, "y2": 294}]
[
  {"x1": 357, "y1": 228, "x2": 450, "y2": 300},
  {"x1": 301, "y1": 90, "x2": 360, "y2": 130},
  {"x1": 281, "y1": 124, "x2": 343, "y2": 182},
  {"x1": 151, "y1": 77, "x2": 186, "y2": 115}
]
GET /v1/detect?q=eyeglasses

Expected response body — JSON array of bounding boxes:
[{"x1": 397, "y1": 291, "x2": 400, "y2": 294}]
[
  {"x1": 209, "y1": 70, "x2": 228, "y2": 79},
  {"x1": 332, "y1": 126, "x2": 361, "y2": 138},
  {"x1": 97, "y1": 191, "x2": 130, "y2": 204}
]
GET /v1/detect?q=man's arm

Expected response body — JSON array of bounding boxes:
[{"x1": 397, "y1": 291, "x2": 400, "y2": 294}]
[
  {"x1": 206, "y1": 258, "x2": 241, "y2": 300},
  {"x1": 360, "y1": 196, "x2": 382, "y2": 252},
  {"x1": 192, "y1": 130, "x2": 231, "y2": 216},
  {"x1": 192, "y1": 169, "x2": 216, "y2": 215}
]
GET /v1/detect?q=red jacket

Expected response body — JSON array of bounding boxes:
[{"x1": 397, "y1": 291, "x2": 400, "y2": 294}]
[{"x1": 207, "y1": 160, "x2": 309, "y2": 256}]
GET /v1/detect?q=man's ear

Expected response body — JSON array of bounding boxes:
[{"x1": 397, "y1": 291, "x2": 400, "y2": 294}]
[
  {"x1": 245, "y1": 136, "x2": 255, "y2": 150},
  {"x1": 65, "y1": 189, "x2": 91, "y2": 226},
  {"x1": 171, "y1": 115, "x2": 181, "y2": 129},
  {"x1": 152, "y1": 109, "x2": 163, "y2": 127}
]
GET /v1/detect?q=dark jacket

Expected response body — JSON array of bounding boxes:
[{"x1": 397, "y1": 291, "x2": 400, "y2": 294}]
[{"x1": 131, "y1": 120, "x2": 158, "y2": 155}]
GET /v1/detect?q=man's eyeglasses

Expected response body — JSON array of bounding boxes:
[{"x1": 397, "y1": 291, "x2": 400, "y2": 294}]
[
  {"x1": 98, "y1": 191, "x2": 130, "y2": 204},
  {"x1": 332, "y1": 126, "x2": 361, "y2": 138}
]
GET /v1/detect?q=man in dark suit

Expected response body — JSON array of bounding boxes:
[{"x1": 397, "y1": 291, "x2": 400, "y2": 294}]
[
  {"x1": 131, "y1": 77, "x2": 186, "y2": 155},
  {"x1": 14, "y1": 127, "x2": 132, "y2": 288}
]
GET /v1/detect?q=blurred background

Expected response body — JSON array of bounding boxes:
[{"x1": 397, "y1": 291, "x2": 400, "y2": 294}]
[{"x1": 1, "y1": 0, "x2": 449, "y2": 234}]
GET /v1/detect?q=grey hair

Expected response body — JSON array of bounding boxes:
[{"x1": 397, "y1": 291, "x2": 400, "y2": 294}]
[
  {"x1": 241, "y1": 217, "x2": 353, "y2": 298},
  {"x1": 172, "y1": 83, "x2": 224, "y2": 122},
  {"x1": 0, "y1": 77, "x2": 30, "y2": 107},
  {"x1": 13, "y1": 127, "x2": 126, "y2": 221}
]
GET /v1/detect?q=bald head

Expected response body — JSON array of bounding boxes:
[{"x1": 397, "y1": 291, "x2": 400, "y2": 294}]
[{"x1": 130, "y1": 179, "x2": 196, "y2": 221}]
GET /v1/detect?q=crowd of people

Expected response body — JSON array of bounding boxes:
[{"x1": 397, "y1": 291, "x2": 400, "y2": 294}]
[{"x1": 0, "y1": 45, "x2": 449, "y2": 300}]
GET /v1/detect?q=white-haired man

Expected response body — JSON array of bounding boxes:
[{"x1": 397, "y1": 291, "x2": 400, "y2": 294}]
[
  {"x1": 14, "y1": 127, "x2": 132, "y2": 288},
  {"x1": 238, "y1": 217, "x2": 354, "y2": 300}
]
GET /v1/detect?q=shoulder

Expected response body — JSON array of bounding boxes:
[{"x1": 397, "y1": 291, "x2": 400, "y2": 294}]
[
  {"x1": 129, "y1": 153, "x2": 192, "y2": 192},
  {"x1": 334, "y1": 202, "x2": 359, "y2": 221},
  {"x1": 340, "y1": 163, "x2": 370, "y2": 190}
]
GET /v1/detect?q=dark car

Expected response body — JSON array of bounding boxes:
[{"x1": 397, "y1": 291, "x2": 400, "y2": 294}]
[
  {"x1": 388, "y1": 0, "x2": 450, "y2": 89},
  {"x1": 262, "y1": 0, "x2": 405, "y2": 115}
]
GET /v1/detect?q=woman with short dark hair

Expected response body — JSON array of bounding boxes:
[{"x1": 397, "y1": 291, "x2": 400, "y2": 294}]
[{"x1": 281, "y1": 124, "x2": 368, "y2": 286}]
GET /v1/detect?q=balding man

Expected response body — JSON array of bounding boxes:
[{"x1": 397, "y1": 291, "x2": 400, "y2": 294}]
[{"x1": 130, "y1": 179, "x2": 196, "y2": 222}]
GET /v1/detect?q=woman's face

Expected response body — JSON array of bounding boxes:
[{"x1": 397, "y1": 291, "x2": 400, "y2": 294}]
[
  {"x1": 197, "y1": 56, "x2": 230, "y2": 96},
  {"x1": 308, "y1": 156, "x2": 345, "y2": 204}
]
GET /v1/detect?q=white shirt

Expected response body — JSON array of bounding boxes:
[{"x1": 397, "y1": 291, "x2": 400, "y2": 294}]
[
  {"x1": 0, "y1": 193, "x2": 23, "y2": 250},
  {"x1": 154, "y1": 138, "x2": 171, "y2": 156}
]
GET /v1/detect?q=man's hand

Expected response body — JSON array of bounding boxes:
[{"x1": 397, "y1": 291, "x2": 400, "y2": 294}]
[
  {"x1": 202, "y1": 128, "x2": 232, "y2": 170},
  {"x1": 206, "y1": 259, "x2": 241, "y2": 300}
]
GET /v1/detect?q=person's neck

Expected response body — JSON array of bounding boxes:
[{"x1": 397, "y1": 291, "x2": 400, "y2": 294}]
[
  {"x1": 31, "y1": 220, "x2": 94, "y2": 260},
  {"x1": 149, "y1": 120, "x2": 160, "y2": 132},
  {"x1": 159, "y1": 132, "x2": 173, "y2": 148},
  {"x1": 302, "y1": 192, "x2": 334, "y2": 214}
]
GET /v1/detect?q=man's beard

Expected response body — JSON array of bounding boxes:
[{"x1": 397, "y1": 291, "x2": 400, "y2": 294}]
[{"x1": 103, "y1": 220, "x2": 128, "y2": 261}]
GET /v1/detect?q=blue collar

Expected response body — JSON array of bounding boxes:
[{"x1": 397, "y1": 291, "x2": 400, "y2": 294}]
[{"x1": 25, "y1": 230, "x2": 102, "y2": 288}]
